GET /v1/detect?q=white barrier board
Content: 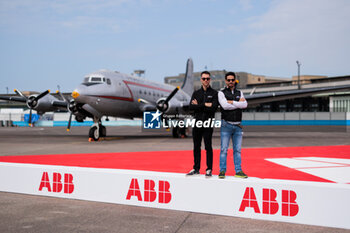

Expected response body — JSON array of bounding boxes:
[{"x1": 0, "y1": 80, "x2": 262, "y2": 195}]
[{"x1": 0, "y1": 162, "x2": 349, "y2": 229}]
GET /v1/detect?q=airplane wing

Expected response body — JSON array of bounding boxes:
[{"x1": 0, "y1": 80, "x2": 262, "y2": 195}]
[
  {"x1": 245, "y1": 84, "x2": 350, "y2": 105},
  {"x1": 0, "y1": 96, "x2": 27, "y2": 102},
  {"x1": 139, "y1": 104, "x2": 157, "y2": 112},
  {"x1": 0, "y1": 90, "x2": 68, "y2": 115},
  {"x1": 52, "y1": 100, "x2": 68, "y2": 108}
]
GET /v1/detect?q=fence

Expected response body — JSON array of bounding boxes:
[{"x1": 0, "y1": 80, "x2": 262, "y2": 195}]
[{"x1": 1, "y1": 112, "x2": 350, "y2": 127}]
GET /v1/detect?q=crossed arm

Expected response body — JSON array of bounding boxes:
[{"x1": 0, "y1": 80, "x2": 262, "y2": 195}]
[
  {"x1": 190, "y1": 93, "x2": 219, "y2": 112},
  {"x1": 218, "y1": 91, "x2": 248, "y2": 110}
]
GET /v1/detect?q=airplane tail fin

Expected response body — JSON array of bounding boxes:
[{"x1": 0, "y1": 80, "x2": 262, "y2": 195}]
[{"x1": 181, "y1": 58, "x2": 194, "y2": 96}]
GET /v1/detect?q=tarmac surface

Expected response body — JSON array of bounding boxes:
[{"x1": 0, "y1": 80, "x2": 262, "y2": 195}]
[{"x1": 0, "y1": 125, "x2": 350, "y2": 233}]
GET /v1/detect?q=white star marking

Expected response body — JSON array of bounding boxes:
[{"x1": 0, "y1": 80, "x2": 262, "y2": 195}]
[
  {"x1": 266, "y1": 157, "x2": 350, "y2": 184},
  {"x1": 150, "y1": 110, "x2": 162, "y2": 122}
]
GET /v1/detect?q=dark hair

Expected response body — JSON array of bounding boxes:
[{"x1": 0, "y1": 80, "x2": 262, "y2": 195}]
[
  {"x1": 225, "y1": 72, "x2": 236, "y2": 79},
  {"x1": 201, "y1": 71, "x2": 211, "y2": 77}
]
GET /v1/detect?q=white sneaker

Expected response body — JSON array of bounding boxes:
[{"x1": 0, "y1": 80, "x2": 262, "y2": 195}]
[
  {"x1": 205, "y1": 169, "x2": 212, "y2": 178},
  {"x1": 186, "y1": 169, "x2": 200, "y2": 176}
]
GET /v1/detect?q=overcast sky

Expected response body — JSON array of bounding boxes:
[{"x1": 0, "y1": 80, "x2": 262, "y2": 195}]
[{"x1": 0, "y1": 0, "x2": 349, "y2": 92}]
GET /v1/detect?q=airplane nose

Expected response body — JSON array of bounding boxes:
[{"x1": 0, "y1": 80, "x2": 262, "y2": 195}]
[{"x1": 72, "y1": 90, "x2": 80, "y2": 99}]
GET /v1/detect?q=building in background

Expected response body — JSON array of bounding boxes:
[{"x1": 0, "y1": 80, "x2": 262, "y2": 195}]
[
  {"x1": 165, "y1": 71, "x2": 350, "y2": 112},
  {"x1": 164, "y1": 70, "x2": 289, "y2": 90}
]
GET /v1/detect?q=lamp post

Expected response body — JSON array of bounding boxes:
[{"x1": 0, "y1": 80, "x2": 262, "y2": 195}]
[{"x1": 296, "y1": 61, "x2": 301, "y2": 90}]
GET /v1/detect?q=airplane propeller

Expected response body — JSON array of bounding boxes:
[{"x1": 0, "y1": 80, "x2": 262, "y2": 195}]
[
  {"x1": 67, "y1": 100, "x2": 78, "y2": 131},
  {"x1": 14, "y1": 89, "x2": 27, "y2": 99},
  {"x1": 156, "y1": 86, "x2": 179, "y2": 112},
  {"x1": 14, "y1": 89, "x2": 50, "y2": 126},
  {"x1": 56, "y1": 90, "x2": 76, "y2": 131},
  {"x1": 56, "y1": 88, "x2": 68, "y2": 102}
]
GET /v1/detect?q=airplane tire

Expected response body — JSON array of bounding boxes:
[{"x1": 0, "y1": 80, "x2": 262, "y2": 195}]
[
  {"x1": 180, "y1": 127, "x2": 187, "y2": 138},
  {"x1": 99, "y1": 125, "x2": 106, "y2": 137},
  {"x1": 75, "y1": 115, "x2": 84, "y2": 122},
  {"x1": 172, "y1": 127, "x2": 180, "y2": 138},
  {"x1": 89, "y1": 126, "x2": 100, "y2": 141}
]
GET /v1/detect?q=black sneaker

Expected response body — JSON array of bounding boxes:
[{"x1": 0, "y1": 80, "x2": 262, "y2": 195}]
[
  {"x1": 205, "y1": 169, "x2": 212, "y2": 178},
  {"x1": 235, "y1": 171, "x2": 248, "y2": 178},
  {"x1": 186, "y1": 169, "x2": 199, "y2": 176},
  {"x1": 218, "y1": 171, "x2": 225, "y2": 179}
]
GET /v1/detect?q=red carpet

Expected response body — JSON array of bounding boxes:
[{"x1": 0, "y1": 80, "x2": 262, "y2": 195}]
[{"x1": 1, "y1": 145, "x2": 349, "y2": 183}]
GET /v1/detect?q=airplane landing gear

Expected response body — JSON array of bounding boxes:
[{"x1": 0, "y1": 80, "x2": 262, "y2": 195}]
[
  {"x1": 89, "y1": 117, "x2": 106, "y2": 141},
  {"x1": 89, "y1": 124, "x2": 106, "y2": 141},
  {"x1": 100, "y1": 125, "x2": 106, "y2": 137},
  {"x1": 89, "y1": 126, "x2": 100, "y2": 141},
  {"x1": 172, "y1": 126, "x2": 187, "y2": 138}
]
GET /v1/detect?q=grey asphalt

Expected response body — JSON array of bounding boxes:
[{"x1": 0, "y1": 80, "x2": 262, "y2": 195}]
[{"x1": 0, "y1": 125, "x2": 349, "y2": 233}]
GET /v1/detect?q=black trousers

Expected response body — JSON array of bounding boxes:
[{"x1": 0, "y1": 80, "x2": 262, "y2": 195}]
[{"x1": 192, "y1": 126, "x2": 214, "y2": 171}]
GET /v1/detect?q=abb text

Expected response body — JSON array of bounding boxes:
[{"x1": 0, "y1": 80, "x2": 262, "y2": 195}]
[
  {"x1": 126, "y1": 178, "x2": 171, "y2": 204},
  {"x1": 39, "y1": 172, "x2": 74, "y2": 194},
  {"x1": 239, "y1": 187, "x2": 299, "y2": 217}
]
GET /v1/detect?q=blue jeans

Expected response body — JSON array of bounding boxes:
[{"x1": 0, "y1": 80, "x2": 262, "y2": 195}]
[{"x1": 219, "y1": 120, "x2": 243, "y2": 173}]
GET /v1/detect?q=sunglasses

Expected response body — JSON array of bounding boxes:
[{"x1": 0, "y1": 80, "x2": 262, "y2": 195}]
[
  {"x1": 226, "y1": 79, "x2": 235, "y2": 82},
  {"x1": 201, "y1": 78, "x2": 211, "y2": 81}
]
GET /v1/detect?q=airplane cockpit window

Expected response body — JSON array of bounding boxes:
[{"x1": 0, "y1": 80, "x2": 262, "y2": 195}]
[
  {"x1": 85, "y1": 77, "x2": 110, "y2": 83},
  {"x1": 83, "y1": 76, "x2": 110, "y2": 85},
  {"x1": 91, "y1": 77, "x2": 102, "y2": 82}
]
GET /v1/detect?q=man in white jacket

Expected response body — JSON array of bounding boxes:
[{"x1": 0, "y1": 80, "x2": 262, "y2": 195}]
[{"x1": 218, "y1": 72, "x2": 248, "y2": 179}]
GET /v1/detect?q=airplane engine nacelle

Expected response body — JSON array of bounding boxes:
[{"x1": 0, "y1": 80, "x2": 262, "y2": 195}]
[
  {"x1": 68, "y1": 100, "x2": 90, "y2": 121},
  {"x1": 156, "y1": 98, "x2": 182, "y2": 114},
  {"x1": 29, "y1": 95, "x2": 56, "y2": 112}
]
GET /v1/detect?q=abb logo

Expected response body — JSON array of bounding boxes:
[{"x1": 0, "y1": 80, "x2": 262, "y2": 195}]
[
  {"x1": 38, "y1": 172, "x2": 74, "y2": 194},
  {"x1": 126, "y1": 178, "x2": 171, "y2": 204},
  {"x1": 239, "y1": 187, "x2": 299, "y2": 217}
]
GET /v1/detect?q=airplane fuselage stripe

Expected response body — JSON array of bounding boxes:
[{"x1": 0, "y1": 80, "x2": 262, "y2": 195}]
[
  {"x1": 90, "y1": 95, "x2": 133, "y2": 102},
  {"x1": 123, "y1": 80, "x2": 172, "y2": 92}
]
